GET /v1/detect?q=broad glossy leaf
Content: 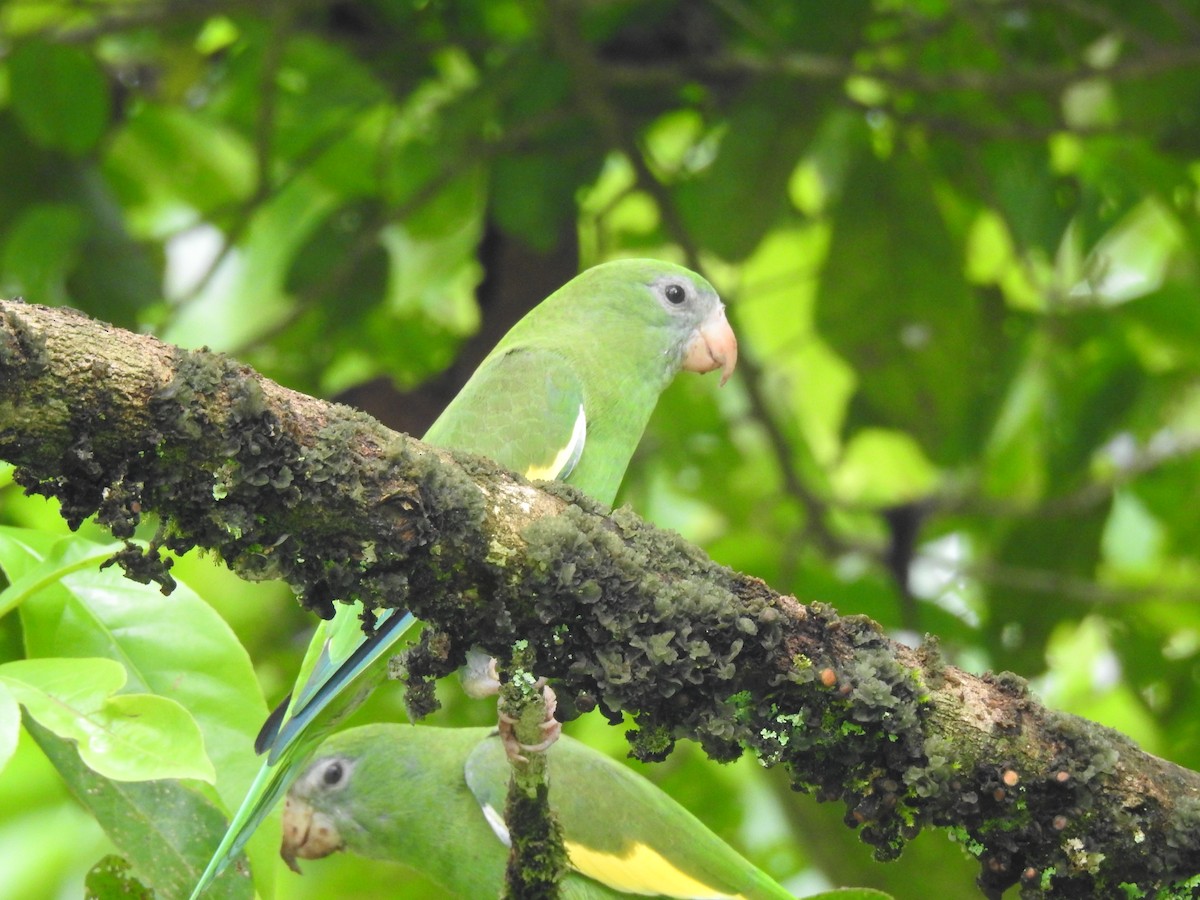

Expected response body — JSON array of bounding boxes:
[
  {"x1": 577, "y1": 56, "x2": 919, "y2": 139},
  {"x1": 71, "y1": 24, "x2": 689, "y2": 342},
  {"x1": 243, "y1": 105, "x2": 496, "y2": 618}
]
[
  {"x1": 0, "y1": 657, "x2": 213, "y2": 782},
  {"x1": 0, "y1": 530, "x2": 266, "y2": 807},
  {"x1": 0, "y1": 533, "x2": 124, "y2": 618},
  {"x1": 29, "y1": 721, "x2": 252, "y2": 900},
  {"x1": 0, "y1": 527, "x2": 277, "y2": 893},
  {"x1": 0, "y1": 525, "x2": 78, "y2": 583}
]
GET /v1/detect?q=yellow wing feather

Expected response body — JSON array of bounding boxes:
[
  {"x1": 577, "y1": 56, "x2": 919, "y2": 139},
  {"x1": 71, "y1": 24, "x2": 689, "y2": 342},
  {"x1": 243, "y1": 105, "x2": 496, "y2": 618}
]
[{"x1": 564, "y1": 840, "x2": 745, "y2": 899}]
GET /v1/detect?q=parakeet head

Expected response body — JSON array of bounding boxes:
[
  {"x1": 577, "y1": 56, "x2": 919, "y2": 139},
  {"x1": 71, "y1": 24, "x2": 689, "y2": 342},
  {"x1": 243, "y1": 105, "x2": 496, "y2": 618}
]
[
  {"x1": 535, "y1": 258, "x2": 738, "y2": 387},
  {"x1": 280, "y1": 724, "x2": 412, "y2": 870},
  {"x1": 280, "y1": 750, "x2": 355, "y2": 869},
  {"x1": 280, "y1": 723, "x2": 470, "y2": 872}
]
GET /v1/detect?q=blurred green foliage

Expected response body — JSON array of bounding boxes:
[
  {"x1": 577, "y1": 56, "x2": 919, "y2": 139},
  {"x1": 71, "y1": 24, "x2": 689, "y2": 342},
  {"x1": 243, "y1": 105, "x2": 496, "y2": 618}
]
[{"x1": 2, "y1": 0, "x2": 1200, "y2": 897}]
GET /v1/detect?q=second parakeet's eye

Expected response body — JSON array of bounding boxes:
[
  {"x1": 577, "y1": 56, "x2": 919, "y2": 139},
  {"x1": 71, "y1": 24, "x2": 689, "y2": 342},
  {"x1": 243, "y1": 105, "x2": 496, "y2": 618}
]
[{"x1": 321, "y1": 761, "x2": 345, "y2": 787}]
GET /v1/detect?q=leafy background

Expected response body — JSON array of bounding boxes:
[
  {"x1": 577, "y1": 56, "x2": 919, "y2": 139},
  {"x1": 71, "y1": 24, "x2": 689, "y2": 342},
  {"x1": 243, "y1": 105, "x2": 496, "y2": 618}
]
[{"x1": 2, "y1": 0, "x2": 1200, "y2": 898}]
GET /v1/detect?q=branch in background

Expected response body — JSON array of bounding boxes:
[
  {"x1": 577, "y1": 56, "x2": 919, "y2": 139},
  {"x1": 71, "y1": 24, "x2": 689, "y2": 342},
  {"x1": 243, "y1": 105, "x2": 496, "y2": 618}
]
[
  {"x1": 3, "y1": 300, "x2": 1200, "y2": 897},
  {"x1": 605, "y1": 40, "x2": 1200, "y2": 97}
]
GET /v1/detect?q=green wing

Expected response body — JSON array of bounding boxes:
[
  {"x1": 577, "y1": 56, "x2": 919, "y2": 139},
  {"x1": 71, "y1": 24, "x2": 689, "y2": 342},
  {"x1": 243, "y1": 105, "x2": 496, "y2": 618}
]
[
  {"x1": 464, "y1": 733, "x2": 795, "y2": 900},
  {"x1": 425, "y1": 347, "x2": 587, "y2": 483}
]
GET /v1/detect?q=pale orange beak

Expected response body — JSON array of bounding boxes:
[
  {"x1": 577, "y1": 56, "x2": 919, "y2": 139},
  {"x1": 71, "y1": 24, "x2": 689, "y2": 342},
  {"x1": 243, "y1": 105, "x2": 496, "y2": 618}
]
[
  {"x1": 280, "y1": 794, "x2": 343, "y2": 873},
  {"x1": 682, "y1": 304, "x2": 738, "y2": 386}
]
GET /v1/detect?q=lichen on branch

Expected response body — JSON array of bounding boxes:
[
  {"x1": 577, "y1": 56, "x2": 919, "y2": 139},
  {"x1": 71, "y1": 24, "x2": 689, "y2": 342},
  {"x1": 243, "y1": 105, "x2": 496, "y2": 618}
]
[{"x1": 2, "y1": 298, "x2": 1200, "y2": 898}]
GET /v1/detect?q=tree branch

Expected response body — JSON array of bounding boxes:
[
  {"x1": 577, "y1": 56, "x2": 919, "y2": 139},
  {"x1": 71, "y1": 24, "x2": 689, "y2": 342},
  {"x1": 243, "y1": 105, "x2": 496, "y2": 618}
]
[{"x1": 2, "y1": 299, "x2": 1200, "y2": 898}]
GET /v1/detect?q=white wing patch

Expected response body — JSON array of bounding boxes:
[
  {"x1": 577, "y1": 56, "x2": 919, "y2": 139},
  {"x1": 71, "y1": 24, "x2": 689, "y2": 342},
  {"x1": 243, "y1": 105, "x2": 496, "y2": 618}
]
[
  {"x1": 480, "y1": 802, "x2": 512, "y2": 848},
  {"x1": 524, "y1": 403, "x2": 586, "y2": 482},
  {"x1": 565, "y1": 840, "x2": 743, "y2": 899}
]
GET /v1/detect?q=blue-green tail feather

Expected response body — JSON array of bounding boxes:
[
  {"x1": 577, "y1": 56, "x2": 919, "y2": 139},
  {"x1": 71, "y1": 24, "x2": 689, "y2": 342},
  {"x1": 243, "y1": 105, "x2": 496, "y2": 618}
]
[
  {"x1": 188, "y1": 755, "x2": 294, "y2": 900},
  {"x1": 266, "y1": 610, "x2": 416, "y2": 764}
]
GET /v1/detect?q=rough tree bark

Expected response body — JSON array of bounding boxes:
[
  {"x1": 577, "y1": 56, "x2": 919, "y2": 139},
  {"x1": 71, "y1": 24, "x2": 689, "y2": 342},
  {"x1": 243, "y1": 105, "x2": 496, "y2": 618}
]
[{"x1": 2, "y1": 298, "x2": 1199, "y2": 899}]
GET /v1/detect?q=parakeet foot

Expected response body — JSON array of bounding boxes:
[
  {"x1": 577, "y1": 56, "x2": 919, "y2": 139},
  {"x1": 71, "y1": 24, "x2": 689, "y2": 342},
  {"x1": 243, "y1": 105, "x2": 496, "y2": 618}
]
[
  {"x1": 498, "y1": 680, "x2": 561, "y2": 762},
  {"x1": 460, "y1": 649, "x2": 502, "y2": 698}
]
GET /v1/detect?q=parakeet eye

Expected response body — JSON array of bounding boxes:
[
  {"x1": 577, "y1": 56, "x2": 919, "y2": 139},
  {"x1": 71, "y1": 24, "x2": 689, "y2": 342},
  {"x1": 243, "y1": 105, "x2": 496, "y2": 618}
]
[
  {"x1": 664, "y1": 283, "x2": 687, "y2": 305},
  {"x1": 322, "y1": 761, "x2": 345, "y2": 786}
]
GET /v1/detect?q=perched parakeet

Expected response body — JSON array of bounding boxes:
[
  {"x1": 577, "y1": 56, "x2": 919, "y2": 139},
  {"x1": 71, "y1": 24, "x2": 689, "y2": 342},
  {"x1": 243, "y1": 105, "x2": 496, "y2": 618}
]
[
  {"x1": 282, "y1": 724, "x2": 794, "y2": 899},
  {"x1": 190, "y1": 259, "x2": 738, "y2": 896}
]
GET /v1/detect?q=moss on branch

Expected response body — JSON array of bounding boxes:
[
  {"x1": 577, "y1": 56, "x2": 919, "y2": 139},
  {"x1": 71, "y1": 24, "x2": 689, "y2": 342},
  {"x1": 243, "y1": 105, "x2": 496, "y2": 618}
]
[{"x1": 2, "y1": 299, "x2": 1200, "y2": 898}]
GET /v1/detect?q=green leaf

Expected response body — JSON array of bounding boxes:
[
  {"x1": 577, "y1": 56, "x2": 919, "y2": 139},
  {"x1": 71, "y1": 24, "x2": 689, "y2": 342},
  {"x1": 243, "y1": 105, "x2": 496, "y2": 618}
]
[
  {"x1": 805, "y1": 890, "x2": 894, "y2": 900},
  {"x1": 0, "y1": 684, "x2": 18, "y2": 773},
  {"x1": 160, "y1": 175, "x2": 340, "y2": 352},
  {"x1": 29, "y1": 720, "x2": 253, "y2": 900},
  {"x1": 492, "y1": 147, "x2": 593, "y2": 251},
  {"x1": 103, "y1": 104, "x2": 256, "y2": 228},
  {"x1": 0, "y1": 529, "x2": 264, "y2": 786},
  {"x1": 7, "y1": 40, "x2": 111, "y2": 156},
  {"x1": 0, "y1": 527, "x2": 276, "y2": 894},
  {"x1": 0, "y1": 657, "x2": 214, "y2": 782},
  {"x1": 832, "y1": 429, "x2": 939, "y2": 506},
  {"x1": 284, "y1": 199, "x2": 390, "y2": 319},
  {"x1": 985, "y1": 503, "x2": 1111, "y2": 672},
  {"x1": 0, "y1": 202, "x2": 86, "y2": 305},
  {"x1": 0, "y1": 533, "x2": 124, "y2": 618}
]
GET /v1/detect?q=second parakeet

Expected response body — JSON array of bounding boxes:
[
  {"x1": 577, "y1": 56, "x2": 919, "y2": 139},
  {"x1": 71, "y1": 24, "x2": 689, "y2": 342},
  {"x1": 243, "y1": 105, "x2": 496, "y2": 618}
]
[
  {"x1": 282, "y1": 723, "x2": 794, "y2": 899},
  {"x1": 190, "y1": 258, "x2": 737, "y2": 896}
]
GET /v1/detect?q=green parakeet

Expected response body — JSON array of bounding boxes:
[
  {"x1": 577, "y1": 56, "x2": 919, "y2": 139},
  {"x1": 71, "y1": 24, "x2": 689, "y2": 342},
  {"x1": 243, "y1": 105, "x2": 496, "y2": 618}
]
[
  {"x1": 282, "y1": 723, "x2": 794, "y2": 899},
  {"x1": 190, "y1": 259, "x2": 738, "y2": 896}
]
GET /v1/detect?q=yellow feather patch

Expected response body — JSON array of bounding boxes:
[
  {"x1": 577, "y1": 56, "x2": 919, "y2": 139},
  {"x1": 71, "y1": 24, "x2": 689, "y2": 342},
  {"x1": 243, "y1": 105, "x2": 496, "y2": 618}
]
[
  {"x1": 524, "y1": 404, "x2": 586, "y2": 481},
  {"x1": 564, "y1": 839, "x2": 743, "y2": 899}
]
